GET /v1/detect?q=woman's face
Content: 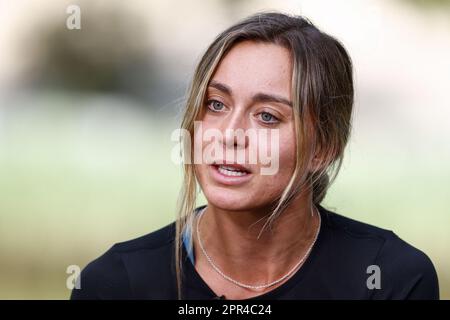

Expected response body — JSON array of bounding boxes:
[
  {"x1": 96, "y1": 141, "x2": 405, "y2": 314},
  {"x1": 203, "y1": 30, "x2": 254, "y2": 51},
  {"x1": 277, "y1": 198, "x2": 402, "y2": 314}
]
[{"x1": 194, "y1": 41, "x2": 297, "y2": 211}]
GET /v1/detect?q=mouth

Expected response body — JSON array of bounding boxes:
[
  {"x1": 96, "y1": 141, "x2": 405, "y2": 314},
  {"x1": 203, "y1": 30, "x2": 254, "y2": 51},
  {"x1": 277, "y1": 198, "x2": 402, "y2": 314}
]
[
  {"x1": 209, "y1": 163, "x2": 252, "y2": 185},
  {"x1": 214, "y1": 164, "x2": 250, "y2": 176}
]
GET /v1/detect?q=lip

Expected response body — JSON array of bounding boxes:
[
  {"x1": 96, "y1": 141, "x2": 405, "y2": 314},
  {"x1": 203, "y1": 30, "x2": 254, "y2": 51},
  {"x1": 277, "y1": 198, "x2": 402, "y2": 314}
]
[
  {"x1": 213, "y1": 161, "x2": 252, "y2": 173},
  {"x1": 209, "y1": 164, "x2": 253, "y2": 186}
]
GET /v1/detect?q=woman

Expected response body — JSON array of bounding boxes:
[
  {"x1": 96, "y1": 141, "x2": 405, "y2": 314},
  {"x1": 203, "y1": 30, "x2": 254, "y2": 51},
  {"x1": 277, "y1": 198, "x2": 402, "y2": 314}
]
[{"x1": 71, "y1": 12, "x2": 439, "y2": 300}]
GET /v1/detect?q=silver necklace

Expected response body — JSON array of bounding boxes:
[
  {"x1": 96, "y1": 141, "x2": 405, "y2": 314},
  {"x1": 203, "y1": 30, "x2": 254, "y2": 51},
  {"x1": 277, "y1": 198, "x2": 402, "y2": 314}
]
[{"x1": 196, "y1": 206, "x2": 321, "y2": 291}]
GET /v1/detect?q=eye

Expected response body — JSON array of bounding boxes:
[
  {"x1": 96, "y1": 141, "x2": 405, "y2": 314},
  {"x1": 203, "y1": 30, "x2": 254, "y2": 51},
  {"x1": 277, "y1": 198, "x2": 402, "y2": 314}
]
[
  {"x1": 258, "y1": 111, "x2": 280, "y2": 124},
  {"x1": 206, "y1": 99, "x2": 225, "y2": 112}
]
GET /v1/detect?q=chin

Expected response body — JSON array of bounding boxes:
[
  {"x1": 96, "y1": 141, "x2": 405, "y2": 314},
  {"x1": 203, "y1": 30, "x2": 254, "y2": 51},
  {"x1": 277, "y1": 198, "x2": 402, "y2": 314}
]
[{"x1": 203, "y1": 187, "x2": 256, "y2": 211}]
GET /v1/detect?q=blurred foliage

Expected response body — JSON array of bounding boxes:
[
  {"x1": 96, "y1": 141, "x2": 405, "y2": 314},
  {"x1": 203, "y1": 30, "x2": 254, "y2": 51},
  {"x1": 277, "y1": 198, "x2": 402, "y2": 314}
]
[{"x1": 25, "y1": 3, "x2": 171, "y2": 105}]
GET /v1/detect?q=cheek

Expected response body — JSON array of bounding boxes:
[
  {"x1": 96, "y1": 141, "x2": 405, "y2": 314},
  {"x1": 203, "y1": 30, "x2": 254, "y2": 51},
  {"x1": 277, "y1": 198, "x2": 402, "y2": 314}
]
[
  {"x1": 257, "y1": 127, "x2": 296, "y2": 173},
  {"x1": 250, "y1": 129, "x2": 296, "y2": 197},
  {"x1": 192, "y1": 123, "x2": 218, "y2": 183},
  {"x1": 194, "y1": 119, "x2": 217, "y2": 148},
  {"x1": 278, "y1": 123, "x2": 297, "y2": 164},
  {"x1": 278, "y1": 137, "x2": 296, "y2": 171}
]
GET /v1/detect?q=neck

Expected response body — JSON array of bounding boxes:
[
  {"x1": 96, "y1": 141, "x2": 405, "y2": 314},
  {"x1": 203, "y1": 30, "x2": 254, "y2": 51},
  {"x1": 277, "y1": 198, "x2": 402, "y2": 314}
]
[{"x1": 194, "y1": 193, "x2": 320, "y2": 285}]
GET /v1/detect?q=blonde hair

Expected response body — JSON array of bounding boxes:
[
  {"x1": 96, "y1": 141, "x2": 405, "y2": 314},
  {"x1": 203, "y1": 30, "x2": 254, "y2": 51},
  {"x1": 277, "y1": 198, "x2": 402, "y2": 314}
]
[{"x1": 174, "y1": 12, "x2": 354, "y2": 299}]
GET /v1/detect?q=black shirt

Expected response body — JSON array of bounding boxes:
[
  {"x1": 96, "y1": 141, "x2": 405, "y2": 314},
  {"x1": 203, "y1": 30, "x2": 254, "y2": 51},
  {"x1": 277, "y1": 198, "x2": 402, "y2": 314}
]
[{"x1": 70, "y1": 204, "x2": 439, "y2": 300}]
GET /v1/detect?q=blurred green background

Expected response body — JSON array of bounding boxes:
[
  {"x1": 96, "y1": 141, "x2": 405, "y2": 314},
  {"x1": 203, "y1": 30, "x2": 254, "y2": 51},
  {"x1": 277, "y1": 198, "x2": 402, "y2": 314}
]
[{"x1": 0, "y1": 0, "x2": 449, "y2": 299}]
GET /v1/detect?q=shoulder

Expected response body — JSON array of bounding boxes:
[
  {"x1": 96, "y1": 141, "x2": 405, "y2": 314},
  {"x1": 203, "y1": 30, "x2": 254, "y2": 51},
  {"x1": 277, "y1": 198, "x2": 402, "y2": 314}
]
[
  {"x1": 112, "y1": 220, "x2": 176, "y2": 252},
  {"x1": 319, "y1": 205, "x2": 439, "y2": 299},
  {"x1": 372, "y1": 229, "x2": 439, "y2": 299},
  {"x1": 71, "y1": 222, "x2": 177, "y2": 300},
  {"x1": 321, "y1": 205, "x2": 394, "y2": 241}
]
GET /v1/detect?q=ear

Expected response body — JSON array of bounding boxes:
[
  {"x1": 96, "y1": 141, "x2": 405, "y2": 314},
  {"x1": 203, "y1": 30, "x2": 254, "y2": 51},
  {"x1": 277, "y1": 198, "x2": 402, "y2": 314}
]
[{"x1": 309, "y1": 150, "x2": 323, "y2": 172}]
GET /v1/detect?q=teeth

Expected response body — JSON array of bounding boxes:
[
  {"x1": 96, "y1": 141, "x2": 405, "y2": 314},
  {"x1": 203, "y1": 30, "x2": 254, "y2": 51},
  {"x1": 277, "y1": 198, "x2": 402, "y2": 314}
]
[
  {"x1": 218, "y1": 165, "x2": 248, "y2": 176},
  {"x1": 221, "y1": 165, "x2": 239, "y2": 171}
]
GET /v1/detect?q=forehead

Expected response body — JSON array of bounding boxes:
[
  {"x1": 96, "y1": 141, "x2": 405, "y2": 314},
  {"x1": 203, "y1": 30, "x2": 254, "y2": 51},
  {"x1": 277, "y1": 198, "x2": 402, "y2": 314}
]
[{"x1": 210, "y1": 41, "x2": 293, "y2": 96}]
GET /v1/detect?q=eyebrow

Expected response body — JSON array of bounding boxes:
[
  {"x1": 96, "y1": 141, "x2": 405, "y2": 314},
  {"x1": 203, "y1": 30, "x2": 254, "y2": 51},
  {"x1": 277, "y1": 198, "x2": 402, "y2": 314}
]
[{"x1": 208, "y1": 80, "x2": 293, "y2": 108}]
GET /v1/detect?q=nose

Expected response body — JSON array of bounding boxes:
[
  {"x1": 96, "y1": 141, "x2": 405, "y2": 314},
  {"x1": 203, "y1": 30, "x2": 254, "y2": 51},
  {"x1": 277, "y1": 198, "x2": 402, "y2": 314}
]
[{"x1": 218, "y1": 108, "x2": 249, "y2": 150}]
